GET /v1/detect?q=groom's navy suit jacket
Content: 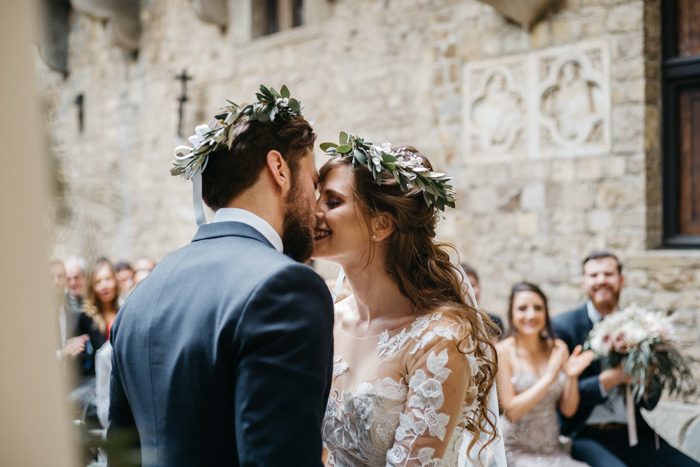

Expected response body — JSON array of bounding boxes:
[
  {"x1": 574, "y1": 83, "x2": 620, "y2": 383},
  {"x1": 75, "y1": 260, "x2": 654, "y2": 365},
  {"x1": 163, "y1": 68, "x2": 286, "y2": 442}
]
[
  {"x1": 553, "y1": 304, "x2": 659, "y2": 437},
  {"x1": 108, "y1": 222, "x2": 334, "y2": 467}
]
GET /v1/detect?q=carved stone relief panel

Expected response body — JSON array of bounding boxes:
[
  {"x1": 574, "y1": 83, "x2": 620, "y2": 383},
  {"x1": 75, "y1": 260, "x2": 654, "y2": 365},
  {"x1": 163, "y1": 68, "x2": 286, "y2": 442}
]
[
  {"x1": 460, "y1": 39, "x2": 610, "y2": 163},
  {"x1": 534, "y1": 40, "x2": 610, "y2": 156},
  {"x1": 463, "y1": 56, "x2": 528, "y2": 160}
]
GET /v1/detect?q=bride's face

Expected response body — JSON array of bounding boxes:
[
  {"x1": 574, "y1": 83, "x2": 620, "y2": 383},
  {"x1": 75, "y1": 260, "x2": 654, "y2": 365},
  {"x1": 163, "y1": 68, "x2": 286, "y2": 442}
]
[{"x1": 312, "y1": 164, "x2": 372, "y2": 265}]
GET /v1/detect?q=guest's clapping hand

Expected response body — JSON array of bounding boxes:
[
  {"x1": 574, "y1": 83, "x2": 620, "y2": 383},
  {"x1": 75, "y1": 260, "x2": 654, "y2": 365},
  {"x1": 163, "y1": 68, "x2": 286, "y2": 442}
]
[
  {"x1": 545, "y1": 340, "x2": 569, "y2": 379},
  {"x1": 563, "y1": 345, "x2": 594, "y2": 378},
  {"x1": 61, "y1": 334, "x2": 89, "y2": 358}
]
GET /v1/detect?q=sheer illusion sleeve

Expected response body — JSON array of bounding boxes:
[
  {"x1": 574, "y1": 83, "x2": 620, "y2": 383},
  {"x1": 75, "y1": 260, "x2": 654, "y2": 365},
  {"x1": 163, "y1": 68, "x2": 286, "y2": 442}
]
[{"x1": 385, "y1": 331, "x2": 471, "y2": 467}]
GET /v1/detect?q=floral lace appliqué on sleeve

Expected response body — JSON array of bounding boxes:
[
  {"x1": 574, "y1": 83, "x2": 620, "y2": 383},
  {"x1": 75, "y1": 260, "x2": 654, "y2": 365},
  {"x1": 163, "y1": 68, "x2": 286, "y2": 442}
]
[{"x1": 386, "y1": 349, "x2": 458, "y2": 467}]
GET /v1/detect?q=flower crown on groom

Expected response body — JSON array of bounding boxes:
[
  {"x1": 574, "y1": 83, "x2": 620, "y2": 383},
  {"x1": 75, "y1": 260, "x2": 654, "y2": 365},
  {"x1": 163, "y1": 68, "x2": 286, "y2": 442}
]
[{"x1": 171, "y1": 84, "x2": 305, "y2": 225}]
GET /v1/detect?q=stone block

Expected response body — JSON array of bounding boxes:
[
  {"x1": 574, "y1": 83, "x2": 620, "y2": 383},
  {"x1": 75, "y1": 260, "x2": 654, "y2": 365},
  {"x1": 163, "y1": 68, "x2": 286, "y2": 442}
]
[
  {"x1": 612, "y1": 58, "x2": 645, "y2": 81},
  {"x1": 612, "y1": 105, "x2": 644, "y2": 153},
  {"x1": 612, "y1": 32, "x2": 644, "y2": 60},
  {"x1": 517, "y1": 212, "x2": 539, "y2": 237},
  {"x1": 606, "y1": 2, "x2": 643, "y2": 33},
  {"x1": 529, "y1": 20, "x2": 551, "y2": 49},
  {"x1": 521, "y1": 183, "x2": 546, "y2": 210},
  {"x1": 550, "y1": 160, "x2": 576, "y2": 181},
  {"x1": 469, "y1": 186, "x2": 499, "y2": 213},
  {"x1": 587, "y1": 209, "x2": 613, "y2": 232},
  {"x1": 612, "y1": 79, "x2": 645, "y2": 104},
  {"x1": 576, "y1": 157, "x2": 603, "y2": 180}
]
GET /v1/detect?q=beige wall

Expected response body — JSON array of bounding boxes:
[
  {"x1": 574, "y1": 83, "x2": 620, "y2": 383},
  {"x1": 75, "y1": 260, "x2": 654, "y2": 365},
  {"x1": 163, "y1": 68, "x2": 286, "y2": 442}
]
[
  {"x1": 1, "y1": 1, "x2": 75, "y2": 466},
  {"x1": 39, "y1": 0, "x2": 699, "y2": 376}
]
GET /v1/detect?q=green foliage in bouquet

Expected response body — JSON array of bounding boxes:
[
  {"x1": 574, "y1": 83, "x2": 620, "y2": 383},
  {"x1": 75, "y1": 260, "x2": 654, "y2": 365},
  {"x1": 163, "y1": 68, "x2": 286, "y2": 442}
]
[{"x1": 606, "y1": 336, "x2": 697, "y2": 402}]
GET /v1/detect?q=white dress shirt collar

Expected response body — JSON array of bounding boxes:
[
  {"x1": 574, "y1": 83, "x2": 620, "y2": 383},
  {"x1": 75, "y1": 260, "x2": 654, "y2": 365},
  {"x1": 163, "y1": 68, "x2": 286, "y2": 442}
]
[
  {"x1": 586, "y1": 300, "x2": 603, "y2": 324},
  {"x1": 212, "y1": 208, "x2": 283, "y2": 253},
  {"x1": 586, "y1": 300, "x2": 619, "y2": 324}
]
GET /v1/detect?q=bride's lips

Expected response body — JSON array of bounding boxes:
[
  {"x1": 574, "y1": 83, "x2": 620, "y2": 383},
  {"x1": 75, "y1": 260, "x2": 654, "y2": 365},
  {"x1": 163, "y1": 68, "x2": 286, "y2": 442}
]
[{"x1": 314, "y1": 228, "x2": 331, "y2": 241}]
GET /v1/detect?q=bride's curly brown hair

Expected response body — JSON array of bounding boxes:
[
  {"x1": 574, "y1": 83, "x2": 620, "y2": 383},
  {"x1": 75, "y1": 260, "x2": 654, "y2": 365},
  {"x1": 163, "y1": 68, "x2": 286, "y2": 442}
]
[{"x1": 319, "y1": 146, "x2": 499, "y2": 455}]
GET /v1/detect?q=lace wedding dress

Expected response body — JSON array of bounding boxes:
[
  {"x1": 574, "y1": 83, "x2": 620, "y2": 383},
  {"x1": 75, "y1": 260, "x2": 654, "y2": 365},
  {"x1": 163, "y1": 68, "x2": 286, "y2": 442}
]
[
  {"x1": 322, "y1": 296, "x2": 502, "y2": 467},
  {"x1": 502, "y1": 371, "x2": 588, "y2": 467}
]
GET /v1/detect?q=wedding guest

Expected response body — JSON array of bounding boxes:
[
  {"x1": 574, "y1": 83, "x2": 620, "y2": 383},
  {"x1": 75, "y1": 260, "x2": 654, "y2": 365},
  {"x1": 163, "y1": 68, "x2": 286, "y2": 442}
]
[
  {"x1": 460, "y1": 262, "x2": 505, "y2": 338},
  {"x1": 132, "y1": 257, "x2": 155, "y2": 284},
  {"x1": 84, "y1": 258, "x2": 120, "y2": 341},
  {"x1": 314, "y1": 137, "x2": 504, "y2": 465},
  {"x1": 553, "y1": 251, "x2": 700, "y2": 467},
  {"x1": 53, "y1": 258, "x2": 103, "y2": 397},
  {"x1": 114, "y1": 261, "x2": 135, "y2": 302},
  {"x1": 64, "y1": 256, "x2": 87, "y2": 313},
  {"x1": 50, "y1": 260, "x2": 72, "y2": 347},
  {"x1": 497, "y1": 282, "x2": 593, "y2": 466}
]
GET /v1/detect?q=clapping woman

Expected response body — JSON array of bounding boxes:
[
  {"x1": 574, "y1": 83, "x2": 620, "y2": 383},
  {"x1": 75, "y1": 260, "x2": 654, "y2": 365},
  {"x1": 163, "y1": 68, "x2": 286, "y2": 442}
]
[{"x1": 496, "y1": 282, "x2": 594, "y2": 467}]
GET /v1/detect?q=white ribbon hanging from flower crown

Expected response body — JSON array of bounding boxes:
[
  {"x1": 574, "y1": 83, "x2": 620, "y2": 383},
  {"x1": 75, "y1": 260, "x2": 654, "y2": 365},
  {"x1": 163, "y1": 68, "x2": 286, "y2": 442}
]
[
  {"x1": 191, "y1": 170, "x2": 207, "y2": 226},
  {"x1": 173, "y1": 124, "x2": 212, "y2": 226}
]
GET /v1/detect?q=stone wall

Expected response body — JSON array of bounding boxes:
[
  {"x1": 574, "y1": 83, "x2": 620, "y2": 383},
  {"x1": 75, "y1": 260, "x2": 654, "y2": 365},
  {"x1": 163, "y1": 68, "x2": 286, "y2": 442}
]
[{"x1": 39, "y1": 0, "x2": 698, "y2": 394}]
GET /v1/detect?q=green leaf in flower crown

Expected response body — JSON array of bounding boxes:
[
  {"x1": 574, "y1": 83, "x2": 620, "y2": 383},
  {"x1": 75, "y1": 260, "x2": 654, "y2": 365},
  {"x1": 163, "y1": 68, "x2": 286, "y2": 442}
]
[
  {"x1": 354, "y1": 149, "x2": 367, "y2": 164},
  {"x1": 280, "y1": 85, "x2": 290, "y2": 98},
  {"x1": 337, "y1": 144, "x2": 352, "y2": 154},
  {"x1": 339, "y1": 131, "x2": 349, "y2": 145},
  {"x1": 288, "y1": 98, "x2": 301, "y2": 112},
  {"x1": 319, "y1": 142, "x2": 338, "y2": 152}
]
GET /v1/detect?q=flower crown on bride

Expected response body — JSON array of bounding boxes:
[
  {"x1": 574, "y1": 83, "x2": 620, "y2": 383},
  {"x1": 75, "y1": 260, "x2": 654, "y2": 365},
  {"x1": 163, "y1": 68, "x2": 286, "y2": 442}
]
[
  {"x1": 320, "y1": 132, "x2": 456, "y2": 212},
  {"x1": 171, "y1": 84, "x2": 304, "y2": 180}
]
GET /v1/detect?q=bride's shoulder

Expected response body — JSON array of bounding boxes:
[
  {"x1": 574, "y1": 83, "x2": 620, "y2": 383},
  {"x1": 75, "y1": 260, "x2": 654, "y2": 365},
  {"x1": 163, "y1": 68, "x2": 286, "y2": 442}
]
[{"x1": 333, "y1": 294, "x2": 356, "y2": 320}]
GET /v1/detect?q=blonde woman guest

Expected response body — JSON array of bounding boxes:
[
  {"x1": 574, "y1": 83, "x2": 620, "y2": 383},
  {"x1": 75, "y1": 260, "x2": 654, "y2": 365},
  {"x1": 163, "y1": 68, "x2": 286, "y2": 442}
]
[{"x1": 496, "y1": 282, "x2": 594, "y2": 466}]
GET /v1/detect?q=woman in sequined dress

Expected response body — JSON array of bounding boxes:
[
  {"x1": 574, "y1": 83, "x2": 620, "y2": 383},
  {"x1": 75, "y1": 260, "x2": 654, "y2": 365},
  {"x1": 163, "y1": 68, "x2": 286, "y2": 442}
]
[{"x1": 496, "y1": 282, "x2": 594, "y2": 467}]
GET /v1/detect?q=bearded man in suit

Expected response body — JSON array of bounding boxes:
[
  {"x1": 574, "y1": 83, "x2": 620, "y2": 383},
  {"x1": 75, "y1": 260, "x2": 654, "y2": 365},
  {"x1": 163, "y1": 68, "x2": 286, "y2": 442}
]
[
  {"x1": 553, "y1": 251, "x2": 699, "y2": 467},
  {"x1": 108, "y1": 89, "x2": 334, "y2": 467}
]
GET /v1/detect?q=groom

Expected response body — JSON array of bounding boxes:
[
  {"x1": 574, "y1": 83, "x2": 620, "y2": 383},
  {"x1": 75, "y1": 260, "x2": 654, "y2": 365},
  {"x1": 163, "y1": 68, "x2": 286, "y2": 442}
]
[{"x1": 108, "y1": 90, "x2": 334, "y2": 466}]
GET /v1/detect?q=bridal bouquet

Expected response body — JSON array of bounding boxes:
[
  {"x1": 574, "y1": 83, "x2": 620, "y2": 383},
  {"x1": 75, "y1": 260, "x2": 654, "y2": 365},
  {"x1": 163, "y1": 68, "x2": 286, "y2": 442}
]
[{"x1": 586, "y1": 304, "x2": 697, "y2": 402}]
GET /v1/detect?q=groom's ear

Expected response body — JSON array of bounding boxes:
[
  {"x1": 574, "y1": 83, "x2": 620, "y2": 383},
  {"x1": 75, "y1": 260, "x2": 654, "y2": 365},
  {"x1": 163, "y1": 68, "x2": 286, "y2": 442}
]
[
  {"x1": 370, "y1": 213, "x2": 395, "y2": 242},
  {"x1": 265, "y1": 150, "x2": 291, "y2": 194}
]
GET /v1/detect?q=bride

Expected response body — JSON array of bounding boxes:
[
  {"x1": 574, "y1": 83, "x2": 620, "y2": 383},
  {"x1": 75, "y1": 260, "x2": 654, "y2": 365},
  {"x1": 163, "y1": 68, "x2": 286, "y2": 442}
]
[{"x1": 313, "y1": 134, "x2": 502, "y2": 466}]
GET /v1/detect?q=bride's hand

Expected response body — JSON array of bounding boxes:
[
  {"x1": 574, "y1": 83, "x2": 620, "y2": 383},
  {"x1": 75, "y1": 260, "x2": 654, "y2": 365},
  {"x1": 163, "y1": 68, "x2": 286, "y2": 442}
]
[{"x1": 564, "y1": 345, "x2": 594, "y2": 378}]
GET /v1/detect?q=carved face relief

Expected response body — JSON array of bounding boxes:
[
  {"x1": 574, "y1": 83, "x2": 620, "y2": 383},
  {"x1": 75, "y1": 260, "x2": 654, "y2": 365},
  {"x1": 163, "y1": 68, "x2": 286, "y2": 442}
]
[
  {"x1": 466, "y1": 64, "x2": 527, "y2": 156},
  {"x1": 535, "y1": 42, "x2": 610, "y2": 155}
]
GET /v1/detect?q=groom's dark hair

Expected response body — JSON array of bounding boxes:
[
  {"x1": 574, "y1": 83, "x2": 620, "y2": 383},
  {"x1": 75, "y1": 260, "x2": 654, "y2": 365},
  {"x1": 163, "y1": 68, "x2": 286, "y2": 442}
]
[{"x1": 201, "y1": 117, "x2": 316, "y2": 210}]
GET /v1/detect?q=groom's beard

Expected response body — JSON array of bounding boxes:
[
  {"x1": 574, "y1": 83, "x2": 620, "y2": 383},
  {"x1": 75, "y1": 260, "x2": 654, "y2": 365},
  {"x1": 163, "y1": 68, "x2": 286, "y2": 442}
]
[{"x1": 282, "y1": 176, "x2": 314, "y2": 263}]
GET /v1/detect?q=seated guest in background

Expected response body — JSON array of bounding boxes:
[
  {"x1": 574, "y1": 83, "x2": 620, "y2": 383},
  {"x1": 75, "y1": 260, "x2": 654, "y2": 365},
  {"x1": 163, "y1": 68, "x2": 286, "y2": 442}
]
[
  {"x1": 553, "y1": 251, "x2": 700, "y2": 467},
  {"x1": 84, "y1": 258, "x2": 121, "y2": 342},
  {"x1": 50, "y1": 260, "x2": 72, "y2": 348},
  {"x1": 85, "y1": 258, "x2": 121, "y2": 430},
  {"x1": 497, "y1": 282, "x2": 593, "y2": 466},
  {"x1": 55, "y1": 258, "x2": 105, "y2": 420},
  {"x1": 461, "y1": 262, "x2": 504, "y2": 337},
  {"x1": 114, "y1": 261, "x2": 135, "y2": 303},
  {"x1": 133, "y1": 257, "x2": 156, "y2": 285},
  {"x1": 64, "y1": 256, "x2": 87, "y2": 313}
]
